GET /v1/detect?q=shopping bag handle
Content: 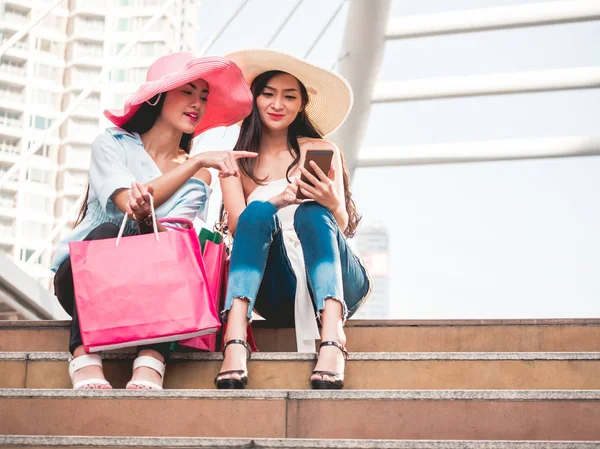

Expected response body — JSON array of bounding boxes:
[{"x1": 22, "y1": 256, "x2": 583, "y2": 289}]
[{"x1": 116, "y1": 192, "x2": 159, "y2": 246}]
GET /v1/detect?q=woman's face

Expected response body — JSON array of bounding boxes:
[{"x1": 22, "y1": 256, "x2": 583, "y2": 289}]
[
  {"x1": 255, "y1": 73, "x2": 303, "y2": 132},
  {"x1": 159, "y1": 78, "x2": 209, "y2": 134}
]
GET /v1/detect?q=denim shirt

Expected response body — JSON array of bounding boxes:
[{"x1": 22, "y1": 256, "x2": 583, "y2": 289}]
[{"x1": 51, "y1": 127, "x2": 212, "y2": 271}]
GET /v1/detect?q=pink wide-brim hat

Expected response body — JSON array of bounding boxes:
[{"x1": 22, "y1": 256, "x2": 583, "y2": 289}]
[{"x1": 104, "y1": 52, "x2": 253, "y2": 137}]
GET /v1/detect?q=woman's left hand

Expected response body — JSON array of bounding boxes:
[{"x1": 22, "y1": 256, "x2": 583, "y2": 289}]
[{"x1": 297, "y1": 161, "x2": 342, "y2": 213}]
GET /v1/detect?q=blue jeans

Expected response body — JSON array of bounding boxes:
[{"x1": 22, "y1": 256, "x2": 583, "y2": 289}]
[{"x1": 222, "y1": 201, "x2": 371, "y2": 326}]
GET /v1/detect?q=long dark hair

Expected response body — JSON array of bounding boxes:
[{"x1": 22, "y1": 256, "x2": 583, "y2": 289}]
[
  {"x1": 230, "y1": 70, "x2": 361, "y2": 238},
  {"x1": 75, "y1": 93, "x2": 193, "y2": 226}
]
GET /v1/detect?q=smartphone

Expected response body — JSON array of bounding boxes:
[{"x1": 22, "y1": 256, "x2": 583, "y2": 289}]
[{"x1": 296, "y1": 149, "x2": 334, "y2": 199}]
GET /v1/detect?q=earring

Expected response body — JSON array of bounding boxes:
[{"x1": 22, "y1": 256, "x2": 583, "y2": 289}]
[{"x1": 146, "y1": 93, "x2": 161, "y2": 106}]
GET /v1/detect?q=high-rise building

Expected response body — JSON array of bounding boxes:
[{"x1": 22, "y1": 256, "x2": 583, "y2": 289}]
[
  {"x1": 0, "y1": 0, "x2": 198, "y2": 288},
  {"x1": 351, "y1": 224, "x2": 390, "y2": 319}
]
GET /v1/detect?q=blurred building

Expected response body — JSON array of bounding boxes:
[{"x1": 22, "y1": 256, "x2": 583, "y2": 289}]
[
  {"x1": 352, "y1": 224, "x2": 390, "y2": 319},
  {"x1": 0, "y1": 0, "x2": 197, "y2": 289}
]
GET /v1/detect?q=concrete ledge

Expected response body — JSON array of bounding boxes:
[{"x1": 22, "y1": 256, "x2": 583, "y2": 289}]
[
  {"x1": 1, "y1": 436, "x2": 599, "y2": 448},
  {"x1": 10, "y1": 351, "x2": 600, "y2": 362},
  {"x1": 2, "y1": 318, "x2": 600, "y2": 329},
  {"x1": 1, "y1": 389, "x2": 600, "y2": 401},
  {"x1": 288, "y1": 390, "x2": 600, "y2": 401},
  {"x1": 0, "y1": 389, "x2": 287, "y2": 399}
]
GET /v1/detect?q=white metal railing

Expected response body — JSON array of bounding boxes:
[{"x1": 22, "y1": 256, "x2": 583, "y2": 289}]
[
  {"x1": 1, "y1": 38, "x2": 28, "y2": 51},
  {"x1": 75, "y1": 18, "x2": 105, "y2": 31},
  {"x1": 74, "y1": 101, "x2": 101, "y2": 115},
  {"x1": 334, "y1": 0, "x2": 600, "y2": 173},
  {"x1": 358, "y1": 136, "x2": 600, "y2": 167},
  {"x1": 75, "y1": 0, "x2": 101, "y2": 10},
  {"x1": 71, "y1": 71, "x2": 102, "y2": 84},
  {"x1": 0, "y1": 90, "x2": 24, "y2": 103},
  {"x1": 0, "y1": 196, "x2": 16, "y2": 208},
  {"x1": 372, "y1": 66, "x2": 600, "y2": 103},
  {"x1": 0, "y1": 225, "x2": 16, "y2": 237},
  {"x1": 119, "y1": 0, "x2": 161, "y2": 7},
  {"x1": 386, "y1": 0, "x2": 600, "y2": 39},
  {"x1": 0, "y1": 143, "x2": 20, "y2": 155},
  {"x1": 72, "y1": 47, "x2": 103, "y2": 60},
  {"x1": 0, "y1": 116, "x2": 22, "y2": 129},
  {"x1": 2, "y1": 12, "x2": 30, "y2": 24},
  {"x1": 72, "y1": 23, "x2": 104, "y2": 37},
  {"x1": 0, "y1": 63, "x2": 26, "y2": 77}
]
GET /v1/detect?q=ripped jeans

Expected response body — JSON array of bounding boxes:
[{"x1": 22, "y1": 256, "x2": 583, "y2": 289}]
[{"x1": 222, "y1": 201, "x2": 371, "y2": 326}]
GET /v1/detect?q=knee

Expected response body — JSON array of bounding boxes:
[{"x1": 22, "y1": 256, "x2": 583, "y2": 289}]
[
  {"x1": 87, "y1": 222, "x2": 120, "y2": 240},
  {"x1": 237, "y1": 201, "x2": 277, "y2": 233},
  {"x1": 294, "y1": 201, "x2": 333, "y2": 230}
]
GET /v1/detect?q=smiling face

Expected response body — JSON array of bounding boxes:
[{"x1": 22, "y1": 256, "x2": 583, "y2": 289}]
[
  {"x1": 158, "y1": 78, "x2": 209, "y2": 134},
  {"x1": 255, "y1": 72, "x2": 303, "y2": 132}
]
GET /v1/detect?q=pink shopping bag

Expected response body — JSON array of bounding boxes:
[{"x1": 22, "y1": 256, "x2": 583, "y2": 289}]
[
  {"x1": 70, "y1": 211, "x2": 220, "y2": 353},
  {"x1": 178, "y1": 238, "x2": 227, "y2": 351}
]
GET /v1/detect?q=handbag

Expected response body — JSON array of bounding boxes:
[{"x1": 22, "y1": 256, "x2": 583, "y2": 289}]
[
  {"x1": 69, "y1": 195, "x2": 220, "y2": 352},
  {"x1": 176, "y1": 225, "x2": 259, "y2": 353},
  {"x1": 177, "y1": 228, "x2": 228, "y2": 351}
]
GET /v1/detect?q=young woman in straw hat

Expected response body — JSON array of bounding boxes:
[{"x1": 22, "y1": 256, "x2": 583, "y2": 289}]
[
  {"x1": 51, "y1": 52, "x2": 256, "y2": 390},
  {"x1": 216, "y1": 49, "x2": 372, "y2": 390}
]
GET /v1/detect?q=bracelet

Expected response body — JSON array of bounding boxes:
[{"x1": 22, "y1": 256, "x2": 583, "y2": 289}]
[{"x1": 133, "y1": 213, "x2": 154, "y2": 228}]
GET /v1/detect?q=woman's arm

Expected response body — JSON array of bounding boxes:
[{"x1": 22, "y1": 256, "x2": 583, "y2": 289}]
[
  {"x1": 111, "y1": 155, "x2": 201, "y2": 213},
  {"x1": 111, "y1": 151, "x2": 253, "y2": 220}
]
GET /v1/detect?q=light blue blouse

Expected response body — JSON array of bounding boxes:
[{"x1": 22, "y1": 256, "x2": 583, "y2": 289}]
[{"x1": 51, "y1": 127, "x2": 212, "y2": 272}]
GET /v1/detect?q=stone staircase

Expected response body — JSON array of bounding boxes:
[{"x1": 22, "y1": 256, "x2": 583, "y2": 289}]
[{"x1": 1, "y1": 319, "x2": 599, "y2": 448}]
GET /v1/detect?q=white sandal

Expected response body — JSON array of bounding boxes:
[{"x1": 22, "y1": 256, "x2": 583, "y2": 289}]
[
  {"x1": 69, "y1": 354, "x2": 112, "y2": 390},
  {"x1": 125, "y1": 355, "x2": 166, "y2": 390}
]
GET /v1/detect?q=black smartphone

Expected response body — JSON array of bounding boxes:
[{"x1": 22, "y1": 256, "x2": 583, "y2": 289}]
[{"x1": 296, "y1": 149, "x2": 334, "y2": 199}]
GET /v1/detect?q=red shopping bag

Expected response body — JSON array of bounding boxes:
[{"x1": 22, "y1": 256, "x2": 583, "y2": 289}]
[
  {"x1": 180, "y1": 251, "x2": 259, "y2": 353},
  {"x1": 178, "y1": 238, "x2": 227, "y2": 351},
  {"x1": 70, "y1": 212, "x2": 220, "y2": 353}
]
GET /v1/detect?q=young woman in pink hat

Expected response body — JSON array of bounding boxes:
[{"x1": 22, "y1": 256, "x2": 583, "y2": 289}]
[
  {"x1": 51, "y1": 52, "x2": 255, "y2": 390},
  {"x1": 216, "y1": 49, "x2": 372, "y2": 390}
]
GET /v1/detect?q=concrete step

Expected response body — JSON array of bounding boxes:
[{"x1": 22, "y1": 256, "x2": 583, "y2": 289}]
[
  {"x1": 2, "y1": 436, "x2": 600, "y2": 448},
  {"x1": 1, "y1": 319, "x2": 600, "y2": 353},
  {"x1": 2, "y1": 351, "x2": 599, "y2": 390},
  {"x1": 1, "y1": 390, "x2": 599, "y2": 441}
]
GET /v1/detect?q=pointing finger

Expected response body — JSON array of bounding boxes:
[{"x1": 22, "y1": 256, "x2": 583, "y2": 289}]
[{"x1": 233, "y1": 151, "x2": 258, "y2": 159}]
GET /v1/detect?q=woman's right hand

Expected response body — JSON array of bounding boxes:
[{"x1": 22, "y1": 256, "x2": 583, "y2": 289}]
[
  {"x1": 194, "y1": 150, "x2": 257, "y2": 178},
  {"x1": 268, "y1": 179, "x2": 302, "y2": 209}
]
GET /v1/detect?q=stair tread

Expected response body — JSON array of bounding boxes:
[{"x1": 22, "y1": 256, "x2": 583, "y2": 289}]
[
  {"x1": 3, "y1": 389, "x2": 599, "y2": 440},
  {"x1": 2, "y1": 318, "x2": 600, "y2": 329},
  {"x1": 1, "y1": 436, "x2": 599, "y2": 448},
  {"x1": 2, "y1": 351, "x2": 600, "y2": 361},
  {"x1": 2, "y1": 388, "x2": 600, "y2": 400},
  {"x1": 4, "y1": 319, "x2": 599, "y2": 353}
]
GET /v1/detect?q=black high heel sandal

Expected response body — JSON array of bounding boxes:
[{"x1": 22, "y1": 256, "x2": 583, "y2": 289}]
[
  {"x1": 214, "y1": 339, "x2": 252, "y2": 389},
  {"x1": 310, "y1": 341, "x2": 348, "y2": 390}
]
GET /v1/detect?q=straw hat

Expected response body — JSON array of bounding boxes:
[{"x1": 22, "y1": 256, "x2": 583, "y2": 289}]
[
  {"x1": 225, "y1": 49, "x2": 353, "y2": 136},
  {"x1": 104, "y1": 52, "x2": 253, "y2": 137}
]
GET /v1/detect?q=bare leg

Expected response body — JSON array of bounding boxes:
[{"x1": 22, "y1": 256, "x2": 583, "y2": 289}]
[
  {"x1": 217, "y1": 297, "x2": 250, "y2": 381},
  {"x1": 310, "y1": 298, "x2": 347, "y2": 382}
]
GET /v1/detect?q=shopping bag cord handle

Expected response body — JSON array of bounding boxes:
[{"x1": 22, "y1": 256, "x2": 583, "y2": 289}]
[{"x1": 116, "y1": 192, "x2": 159, "y2": 246}]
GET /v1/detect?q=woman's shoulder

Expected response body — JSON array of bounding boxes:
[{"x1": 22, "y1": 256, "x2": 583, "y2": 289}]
[
  {"x1": 193, "y1": 167, "x2": 212, "y2": 186},
  {"x1": 92, "y1": 127, "x2": 140, "y2": 149}
]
